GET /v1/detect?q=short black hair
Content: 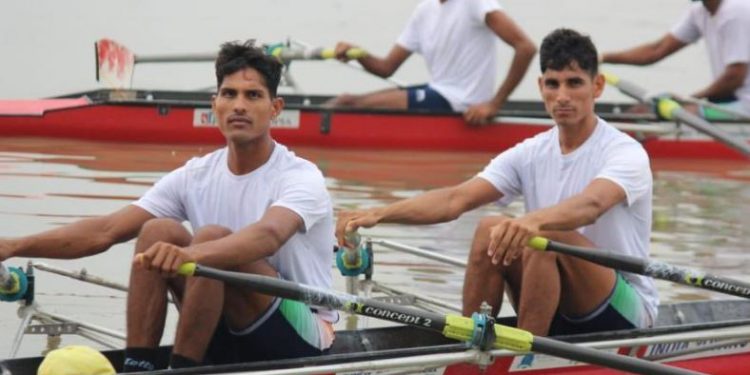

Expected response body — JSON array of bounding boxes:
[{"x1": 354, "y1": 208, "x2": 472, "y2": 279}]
[
  {"x1": 540, "y1": 28, "x2": 598, "y2": 77},
  {"x1": 215, "y1": 40, "x2": 283, "y2": 97}
]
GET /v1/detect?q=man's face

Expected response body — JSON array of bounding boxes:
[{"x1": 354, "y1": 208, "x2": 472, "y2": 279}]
[
  {"x1": 211, "y1": 68, "x2": 283, "y2": 145},
  {"x1": 538, "y1": 62, "x2": 604, "y2": 128}
]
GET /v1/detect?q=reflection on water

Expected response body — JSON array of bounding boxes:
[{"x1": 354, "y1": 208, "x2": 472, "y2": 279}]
[{"x1": 1, "y1": 138, "x2": 749, "y2": 358}]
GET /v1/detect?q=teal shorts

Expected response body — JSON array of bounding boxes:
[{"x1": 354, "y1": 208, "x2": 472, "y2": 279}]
[
  {"x1": 549, "y1": 273, "x2": 648, "y2": 336},
  {"x1": 700, "y1": 101, "x2": 749, "y2": 121}
]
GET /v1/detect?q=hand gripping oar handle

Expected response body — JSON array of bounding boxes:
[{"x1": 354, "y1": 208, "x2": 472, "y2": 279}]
[
  {"x1": 0, "y1": 262, "x2": 28, "y2": 302},
  {"x1": 603, "y1": 72, "x2": 750, "y2": 158},
  {"x1": 176, "y1": 262, "x2": 700, "y2": 375},
  {"x1": 529, "y1": 237, "x2": 750, "y2": 299},
  {"x1": 335, "y1": 232, "x2": 370, "y2": 276},
  {"x1": 270, "y1": 47, "x2": 367, "y2": 62},
  {"x1": 0, "y1": 263, "x2": 15, "y2": 291}
]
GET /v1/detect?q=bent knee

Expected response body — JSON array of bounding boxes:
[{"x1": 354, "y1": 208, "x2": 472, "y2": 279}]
[
  {"x1": 522, "y1": 247, "x2": 557, "y2": 265},
  {"x1": 136, "y1": 218, "x2": 190, "y2": 252},
  {"x1": 192, "y1": 225, "x2": 232, "y2": 244}
]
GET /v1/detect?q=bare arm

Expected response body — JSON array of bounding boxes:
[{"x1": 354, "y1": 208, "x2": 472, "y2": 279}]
[
  {"x1": 336, "y1": 178, "x2": 502, "y2": 246},
  {"x1": 334, "y1": 42, "x2": 412, "y2": 78},
  {"x1": 0, "y1": 205, "x2": 154, "y2": 261},
  {"x1": 524, "y1": 178, "x2": 626, "y2": 231},
  {"x1": 187, "y1": 207, "x2": 303, "y2": 269},
  {"x1": 465, "y1": 11, "x2": 536, "y2": 125},
  {"x1": 692, "y1": 62, "x2": 748, "y2": 100},
  {"x1": 601, "y1": 34, "x2": 686, "y2": 66},
  {"x1": 488, "y1": 178, "x2": 627, "y2": 265},
  {"x1": 138, "y1": 206, "x2": 305, "y2": 273}
]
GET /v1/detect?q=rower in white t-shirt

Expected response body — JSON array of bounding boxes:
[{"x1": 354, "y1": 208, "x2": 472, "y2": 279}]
[
  {"x1": 336, "y1": 29, "x2": 658, "y2": 337},
  {"x1": 327, "y1": 0, "x2": 536, "y2": 125},
  {"x1": 602, "y1": 0, "x2": 750, "y2": 119},
  {"x1": 0, "y1": 41, "x2": 337, "y2": 372}
]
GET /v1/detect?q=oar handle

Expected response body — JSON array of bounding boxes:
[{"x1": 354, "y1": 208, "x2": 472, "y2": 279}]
[
  {"x1": 323, "y1": 47, "x2": 368, "y2": 60},
  {"x1": 177, "y1": 262, "x2": 197, "y2": 277},
  {"x1": 528, "y1": 236, "x2": 646, "y2": 274}
]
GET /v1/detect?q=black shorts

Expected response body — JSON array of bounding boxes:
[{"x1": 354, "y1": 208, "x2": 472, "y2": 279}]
[
  {"x1": 406, "y1": 84, "x2": 453, "y2": 111},
  {"x1": 204, "y1": 299, "x2": 326, "y2": 365},
  {"x1": 548, "y1": 274, "x2": 647, "y2": 336}
]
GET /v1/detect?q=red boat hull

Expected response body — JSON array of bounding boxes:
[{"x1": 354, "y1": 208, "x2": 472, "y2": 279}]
[{"x1": 0, "y1": 98, "x2": 747, "y2": 160}]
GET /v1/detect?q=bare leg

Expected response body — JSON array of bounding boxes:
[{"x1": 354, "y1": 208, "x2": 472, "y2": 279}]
[
  {"x1": 325, "y1": 88, "x2": 408, "y2": 110},
  {"x1": 126, "y1": 218, "x2": 191, "y2": 348},
  {"x1": 171, "y1": 225, "x2": 280, "y2": 363},
  {"x1": 171, "y1": 225, "x2": 232, "y2": 363},
  {"x1": 515, "y1": 248, "x2": 560, "y2": 335},
  {"x1": 222, "y1": 259, "x2": 279, "y2": 331},
  {"x1": 462, "y1": 216, "x2": 522, "y2": 317},
  {"x1": 553, "y1": 233, "x2": 616, "y2": 317},
  {"x1": 516, "y1": 231, "x2": 616, "y2": 336}
]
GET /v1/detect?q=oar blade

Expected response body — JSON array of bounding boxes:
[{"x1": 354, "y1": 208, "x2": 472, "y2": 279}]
[{"x1": 95, "y1": 38, "x2": 135, "y2": 89}]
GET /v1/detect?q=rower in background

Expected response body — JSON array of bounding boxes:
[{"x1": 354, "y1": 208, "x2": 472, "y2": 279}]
[
  {"x1": 327, "y1": 0, "x2": 536, "y2": 126},
  {"x1": 336, "y1": 28, "x2": 658, "y2": 337},
  {"x1": 601, "y1": 0, "x2": 750, "y2": 120}
]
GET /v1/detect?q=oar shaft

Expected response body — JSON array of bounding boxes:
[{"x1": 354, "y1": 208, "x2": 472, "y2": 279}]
[
  {"x1": 604, "y1": 72, "x2": 750, "y2": 158},
  {"x1": 132, "y1": 47, "x2": 366, "y2": 65},
  {"x1": 135, "y1": 53, "x2": 216, "y2": 64},
  {"x1": 669, "y1": 107, "x2": 750, "y2": 157},
  {"x1": 184, "y1": 264, "x2": 701, "y2": 375},
  {"x1": 192, "y1": 265, "x2": 447, "y2": 329},
  {"x1": 533, "y1": 336, "x2": 700, "y2": 375},
  {"x1": 645, "y1": 259, "x2": 750, "y2": 298},
  {"x1": 532, "y1": 238, "x2": 750, "y2": 299},
  {"x1": 611, "y1": 78, "x2": 649, "y2": 102},
  {"x1": 538, "y1": 239, "x2": 647, "y2": 274}
]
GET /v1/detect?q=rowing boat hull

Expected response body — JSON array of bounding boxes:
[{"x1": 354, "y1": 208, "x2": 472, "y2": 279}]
[
  {"x1": 0, "y1": 90, "x2": 748, "y2": 160},
  {"x1": 3, "y1": 300, "x2": 749, "y2": 375}
]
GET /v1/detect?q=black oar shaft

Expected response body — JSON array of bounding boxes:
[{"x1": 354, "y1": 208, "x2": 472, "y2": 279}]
[
  {"x1": 645, "y1": 259, "x2": 750, "y2": 298},
  {"x1": 188, "y1": 264, "x2": 701, "y2": 375},
  {"x1": 539, "y1": 239, "x2": 750, "y2": 299},
  {"x1": 543, "y1": 240, "x2": 647, "y2": 274},
  {"x1": 194, "y1": 266, "x2": 447, "y2": 329}
]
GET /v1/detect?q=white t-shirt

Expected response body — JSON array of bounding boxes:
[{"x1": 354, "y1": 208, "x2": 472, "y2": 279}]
[
  {"x1": 397, "y1": 0, "x2": 503, "y2": 111},
  {"x1": 477, "y1": 119, "x2": 658, "y2": 324},
  {"x1": 671, "y1": 0, "x2": 750, "y2": 114},
  {"x1": 134, "y1": 143, "x2": 336, "y2": 322}
]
